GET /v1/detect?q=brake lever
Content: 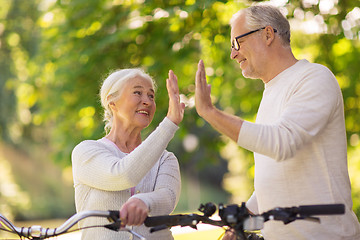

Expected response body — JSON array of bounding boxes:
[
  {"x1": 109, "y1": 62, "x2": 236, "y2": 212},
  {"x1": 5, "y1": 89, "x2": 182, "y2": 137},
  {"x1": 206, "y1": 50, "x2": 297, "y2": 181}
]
[
  {"x1": 122, "y1": 228, "x2": 146, "y2": 240},
  {"x1": 150, "y1": 225, "x2": 169, "y2": 233},
  {"x1": 298, "y1": 216, "x2": 320, "y2": 223},
  {"x1": 270, "y1": 215, "x2": 320, "y2": 225},
  {"x1": 104, "y1": 220, "x2": 122, "y2": 231},
  {"x1": 105, "y1": 223, "x2": 146, "y2": 240},
  {"x1": 105, "y1": 210, "x2": 122, "y2": 231}
]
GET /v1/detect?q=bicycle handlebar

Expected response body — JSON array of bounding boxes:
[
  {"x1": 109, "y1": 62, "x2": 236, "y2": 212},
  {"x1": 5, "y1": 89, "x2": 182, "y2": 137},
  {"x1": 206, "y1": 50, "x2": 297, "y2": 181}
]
[
  {"x1": 0, "y1": 202, "x2": 345, "y2": 240},
  {"x1": 261, "y1": 203, "x2": 345, "y2": 224},
  {"x1": 297, "y1": 204, "x2": 345, "y2": 215},
  {"x1": 144, "y1": 202, "x2": 345, "y2": 238},
  {"x1": 144, "y1": 213, "x2": 223, "y2": 228},
  {"x1": 0, "y1": 210, "x2": 146, "y2": 240}
]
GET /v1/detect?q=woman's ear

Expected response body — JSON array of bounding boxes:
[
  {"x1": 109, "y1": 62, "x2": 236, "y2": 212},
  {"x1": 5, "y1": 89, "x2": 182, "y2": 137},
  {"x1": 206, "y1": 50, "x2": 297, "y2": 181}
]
[{"x1": 109, "y1": 101, "x2": 116, "y2": 110}]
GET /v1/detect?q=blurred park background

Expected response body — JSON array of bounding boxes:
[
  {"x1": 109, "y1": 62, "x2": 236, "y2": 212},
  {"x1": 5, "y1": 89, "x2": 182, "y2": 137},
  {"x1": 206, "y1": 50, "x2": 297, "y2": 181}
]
[{"x1": 0, "y1": 0, "x2": 359, "y2": 228}]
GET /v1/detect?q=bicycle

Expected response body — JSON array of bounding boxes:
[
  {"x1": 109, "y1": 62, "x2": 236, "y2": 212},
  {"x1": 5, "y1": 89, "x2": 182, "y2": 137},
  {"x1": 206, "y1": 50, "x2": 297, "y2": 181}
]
[
  {"x1": 144, "y1": 202, "x2": 346, "y2": 240},
  {"x1": 0, "y1": 202, "x2": 345, "y2": 240}
]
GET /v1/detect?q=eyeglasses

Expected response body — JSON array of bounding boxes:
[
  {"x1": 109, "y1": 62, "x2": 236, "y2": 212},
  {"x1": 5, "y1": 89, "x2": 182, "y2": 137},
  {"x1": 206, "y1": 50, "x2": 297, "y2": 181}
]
[{"x1": 231, "y1": 27, "x2": 277, "y2": 51}]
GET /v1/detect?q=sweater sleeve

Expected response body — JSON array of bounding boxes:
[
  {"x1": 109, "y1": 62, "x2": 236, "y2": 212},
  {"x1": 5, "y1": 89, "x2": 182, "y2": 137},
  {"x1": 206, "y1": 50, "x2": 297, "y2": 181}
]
[
  {"x1": 72, "y1": 117, "x2": 179, "y2": 191},
  {"x1": 237, "y1": 64, "x2": 341, "y2": 161},
  {"x1": 246, "y1": 191, "x2": 259, "y2": 214},
  {"x1": 130, "y1": 151, "x2": 181, "y2": 215}
]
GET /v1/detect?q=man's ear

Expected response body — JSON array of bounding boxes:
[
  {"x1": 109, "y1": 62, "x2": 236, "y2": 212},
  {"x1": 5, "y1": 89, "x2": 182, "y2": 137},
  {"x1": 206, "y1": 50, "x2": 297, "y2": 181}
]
[{"x1": 264, "y1": 26, "x2": 276, "y2": 46}]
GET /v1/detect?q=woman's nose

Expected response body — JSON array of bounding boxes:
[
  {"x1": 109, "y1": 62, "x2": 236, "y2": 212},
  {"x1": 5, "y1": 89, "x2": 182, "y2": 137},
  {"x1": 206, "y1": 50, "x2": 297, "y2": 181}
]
[{"x1": 142, "y1": 96, "x2": 151, "y2": 105}]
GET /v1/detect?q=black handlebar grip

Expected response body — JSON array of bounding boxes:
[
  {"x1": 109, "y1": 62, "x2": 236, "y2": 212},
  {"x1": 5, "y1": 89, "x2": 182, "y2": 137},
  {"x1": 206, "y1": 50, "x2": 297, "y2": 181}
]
[
  {"x1": 144, "y1": 215, "x2": 178, "y2": 227},
  {"x1": 298, "y1": 204, "x2": 345, "y2": 216}
]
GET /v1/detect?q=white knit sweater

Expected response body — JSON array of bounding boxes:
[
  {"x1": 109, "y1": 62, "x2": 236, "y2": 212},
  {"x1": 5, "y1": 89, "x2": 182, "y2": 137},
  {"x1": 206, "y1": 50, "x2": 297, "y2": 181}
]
[
  {"x1": 72, "y1": 117, "x2": 181, "y2": 240},
  {"x1": 238, "y1": 59, "x2": 360, "y2": 240}
]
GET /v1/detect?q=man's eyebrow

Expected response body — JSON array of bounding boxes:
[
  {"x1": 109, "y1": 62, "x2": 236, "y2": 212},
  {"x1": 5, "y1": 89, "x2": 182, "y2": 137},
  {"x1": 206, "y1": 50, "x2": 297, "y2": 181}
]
[{"x1": 133, "y1": 85, "x2": 155, "y2": 93}]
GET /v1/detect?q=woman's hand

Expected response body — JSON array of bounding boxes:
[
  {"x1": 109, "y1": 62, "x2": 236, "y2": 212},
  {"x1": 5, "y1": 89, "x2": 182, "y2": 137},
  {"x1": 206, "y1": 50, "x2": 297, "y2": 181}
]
[
  {"x1": 120, "y1": 198, "x2": 149, "y2": 226},
  {"x1": 166, "y1": 70, "x2": 185, "y2": 125}
]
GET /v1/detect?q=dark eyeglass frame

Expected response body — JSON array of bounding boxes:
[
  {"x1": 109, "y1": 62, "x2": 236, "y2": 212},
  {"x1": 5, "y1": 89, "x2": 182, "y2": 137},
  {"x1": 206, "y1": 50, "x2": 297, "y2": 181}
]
[{"x1": 231, "y1": 27, "x2": 277, "y2": 51}]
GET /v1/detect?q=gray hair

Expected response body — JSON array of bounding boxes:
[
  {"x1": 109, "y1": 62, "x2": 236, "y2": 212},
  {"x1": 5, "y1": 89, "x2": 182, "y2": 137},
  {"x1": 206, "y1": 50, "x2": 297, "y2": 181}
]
[
  {"x1": 100, "y1": 68, "x2": 156, "y2": 133},
  {"x1": 230, "y1": 5, "x2": 291, "y2": 46}
]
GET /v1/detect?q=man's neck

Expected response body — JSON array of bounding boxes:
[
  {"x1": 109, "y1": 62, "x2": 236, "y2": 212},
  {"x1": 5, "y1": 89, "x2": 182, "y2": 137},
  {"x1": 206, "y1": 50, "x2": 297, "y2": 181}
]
[{"x1": 262, "y1": 49, "x2": 298, "y2": 84}]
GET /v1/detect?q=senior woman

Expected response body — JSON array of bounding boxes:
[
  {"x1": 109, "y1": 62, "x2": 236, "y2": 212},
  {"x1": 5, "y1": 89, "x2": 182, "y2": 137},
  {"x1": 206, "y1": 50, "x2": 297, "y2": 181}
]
[{"x1": 71, "y1": 68, "x2": 184, "y2": 240}]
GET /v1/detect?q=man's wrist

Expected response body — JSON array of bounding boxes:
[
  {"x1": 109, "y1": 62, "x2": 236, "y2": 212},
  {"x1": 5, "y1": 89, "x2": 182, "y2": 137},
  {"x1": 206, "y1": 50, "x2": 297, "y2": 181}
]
[{"x1": 199, "y1": 105, "x2": 216, "y2": 121}]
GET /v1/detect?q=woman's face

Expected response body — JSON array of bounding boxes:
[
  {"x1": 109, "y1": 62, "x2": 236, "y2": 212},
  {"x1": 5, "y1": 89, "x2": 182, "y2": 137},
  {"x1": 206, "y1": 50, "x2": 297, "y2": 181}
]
[{"x1": 111, "y1": 76, "x2": 156, "y2": 130}]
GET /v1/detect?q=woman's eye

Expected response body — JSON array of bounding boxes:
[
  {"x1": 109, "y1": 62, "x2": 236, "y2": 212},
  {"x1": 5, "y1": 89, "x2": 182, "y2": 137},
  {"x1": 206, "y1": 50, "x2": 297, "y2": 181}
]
[
  {"x1": 134, "y1": 91, "x2": 141, "y2": 95},
  {"x1": 149, "y1": 94, "x2": 155, "y2": 99}
]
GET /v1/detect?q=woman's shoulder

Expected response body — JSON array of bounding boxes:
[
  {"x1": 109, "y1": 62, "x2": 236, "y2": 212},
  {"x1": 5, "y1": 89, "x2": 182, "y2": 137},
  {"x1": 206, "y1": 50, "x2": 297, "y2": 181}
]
[
  {"x1": 72, "y1": 139, "x2": 108, "y2": 155},
  {"x1": 74, "y1": 139, "x2": 100, "y2": 149},
  {"x1": 71, "y1": 139, "x2": 114, "y2": 166},
  {"x1": 160, "y1": 150, "x2": 177, "y2": 162}
]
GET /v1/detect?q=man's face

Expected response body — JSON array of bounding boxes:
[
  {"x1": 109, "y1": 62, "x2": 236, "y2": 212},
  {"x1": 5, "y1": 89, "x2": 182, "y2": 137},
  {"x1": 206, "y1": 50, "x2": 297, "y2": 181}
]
[{"x1": 230, "y1": 15, "x2": 265, "y2": 80}]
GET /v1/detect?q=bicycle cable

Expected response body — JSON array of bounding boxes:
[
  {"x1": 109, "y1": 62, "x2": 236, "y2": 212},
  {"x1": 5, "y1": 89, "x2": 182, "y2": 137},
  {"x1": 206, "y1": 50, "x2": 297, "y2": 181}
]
[{"x1": 0, "y1": 215, "x2": 23, "y2": 239}]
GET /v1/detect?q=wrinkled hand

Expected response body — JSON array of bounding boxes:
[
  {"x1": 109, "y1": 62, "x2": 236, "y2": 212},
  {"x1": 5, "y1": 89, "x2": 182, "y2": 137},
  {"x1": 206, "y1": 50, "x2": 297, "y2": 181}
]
[
  {"x1": 120, "y1": 198, "x2": 148, "y2": 226},
  {"x1": 195, "y1": 60, "x2": 214, "y2": 118},
  {"x1": 166, "y1": 70, "x2": 185, "y2": 125}
]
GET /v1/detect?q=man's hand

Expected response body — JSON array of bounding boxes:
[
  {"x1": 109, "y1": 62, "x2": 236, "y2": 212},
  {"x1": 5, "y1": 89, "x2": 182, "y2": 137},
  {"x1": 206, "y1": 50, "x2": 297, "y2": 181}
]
[
  {"x1": 166, "y1": 70, "x2": 185, "y2": 125},
  {"x1": 120, "y1": 198, "x2": 148, "y2": 226},
  {"x1": 195, "y1": 60, "x2": 214, "y2": 118},
  {"x1": 195, "y1": 59, "x2": 243, "y2": 142},
  {"x1": 222, "y1": 229, "x2": 237, "y2": 240}
]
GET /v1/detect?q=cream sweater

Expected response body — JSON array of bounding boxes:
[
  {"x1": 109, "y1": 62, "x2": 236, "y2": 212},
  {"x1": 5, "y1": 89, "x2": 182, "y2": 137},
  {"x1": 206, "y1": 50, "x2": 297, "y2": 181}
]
[
  {"x1": 72, "y1": 117, "x2": 181, "y2": 240},
  {"x1": 238, "y1": 60, "x2": 360, "y2": 240}
]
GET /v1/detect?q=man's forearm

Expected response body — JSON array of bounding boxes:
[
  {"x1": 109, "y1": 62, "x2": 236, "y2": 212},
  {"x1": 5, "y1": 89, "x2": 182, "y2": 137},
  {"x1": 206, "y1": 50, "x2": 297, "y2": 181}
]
[{"x1": 201, "y1": 107, "x2": 243, "y2": 142}]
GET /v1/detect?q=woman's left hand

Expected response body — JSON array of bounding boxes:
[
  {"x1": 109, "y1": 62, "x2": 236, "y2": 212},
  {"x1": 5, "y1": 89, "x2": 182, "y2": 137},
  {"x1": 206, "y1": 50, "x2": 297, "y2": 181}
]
[
  {"x1": 166, "y1": 70, "x2": 185, "y2": 125},
  {"x1": 120, "y1": 198, "x2": 149, "y2": 226}
]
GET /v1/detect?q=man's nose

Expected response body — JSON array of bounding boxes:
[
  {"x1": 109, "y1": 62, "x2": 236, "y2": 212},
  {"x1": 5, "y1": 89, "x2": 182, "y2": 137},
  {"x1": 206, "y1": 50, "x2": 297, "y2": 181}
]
[{"x1": 230, "y1": 48, "x2": 238, "y2": 60}]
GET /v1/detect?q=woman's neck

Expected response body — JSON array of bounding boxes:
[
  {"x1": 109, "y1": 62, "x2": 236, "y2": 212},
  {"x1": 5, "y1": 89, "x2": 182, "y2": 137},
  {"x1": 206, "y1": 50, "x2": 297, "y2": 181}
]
[{"x1": 106, "y1": 126, "x2": 142, "y2": 153}]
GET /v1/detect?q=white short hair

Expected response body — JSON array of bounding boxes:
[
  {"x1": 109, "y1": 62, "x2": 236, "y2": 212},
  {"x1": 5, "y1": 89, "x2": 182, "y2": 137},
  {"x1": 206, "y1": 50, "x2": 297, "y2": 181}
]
[{"x1": 230, "y1": 5, "x2": 291, "y2": 46}]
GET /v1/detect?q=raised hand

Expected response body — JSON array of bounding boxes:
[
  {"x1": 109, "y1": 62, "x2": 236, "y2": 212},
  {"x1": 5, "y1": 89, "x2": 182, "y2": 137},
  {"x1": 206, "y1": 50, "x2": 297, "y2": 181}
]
[
  {"x1": 195, "y1": 59, "x2": 243, "y2": 142},
  {"x1": 166, "y1": 70, "x2": 185, "y2": 125},
  {"x1": 195, "y1": 60, "x2": 214, "y2": 118}
]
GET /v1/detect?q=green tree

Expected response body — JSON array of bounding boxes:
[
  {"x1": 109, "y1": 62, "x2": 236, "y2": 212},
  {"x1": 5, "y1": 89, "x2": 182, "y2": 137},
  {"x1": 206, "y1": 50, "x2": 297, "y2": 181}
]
[{"x1": 1, "y1": 0, "x2": 359, "y2": 219}]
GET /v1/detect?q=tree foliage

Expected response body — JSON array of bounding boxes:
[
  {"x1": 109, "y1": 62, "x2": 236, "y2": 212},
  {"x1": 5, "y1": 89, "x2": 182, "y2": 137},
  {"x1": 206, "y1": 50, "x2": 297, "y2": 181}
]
[{"x1": 1, "y1": 0, "x2": 359, "y2": 219}]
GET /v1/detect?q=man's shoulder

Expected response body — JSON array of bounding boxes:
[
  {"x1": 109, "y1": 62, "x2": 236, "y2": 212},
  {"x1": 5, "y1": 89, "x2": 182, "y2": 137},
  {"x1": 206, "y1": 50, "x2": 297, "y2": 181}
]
[
  {"x1": 293, "y1": 60, "x2": 341, "y2": 98},
  {"x1": 289, "y1": 59, "x2": 336, "y2": 87},
  {"x1": 299, "y1": 59, "x2": 334, "y2": 76}
]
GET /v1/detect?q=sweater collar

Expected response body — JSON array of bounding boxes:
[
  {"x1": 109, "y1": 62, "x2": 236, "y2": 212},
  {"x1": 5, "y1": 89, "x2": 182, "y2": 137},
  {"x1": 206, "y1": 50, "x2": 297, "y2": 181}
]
[{"x1": 265, "y1": 59, "x2": 308, "y2": 89}]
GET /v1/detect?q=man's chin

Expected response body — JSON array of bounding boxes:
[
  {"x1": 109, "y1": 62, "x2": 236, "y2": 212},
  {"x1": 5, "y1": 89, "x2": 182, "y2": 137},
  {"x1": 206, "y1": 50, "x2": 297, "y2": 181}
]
[
  {"x1": 241, "y1": 70, "x2": 254, "y2": 79},
  {"x1": 241, "y1": 68, "x2": 260, "y2": 80}
]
